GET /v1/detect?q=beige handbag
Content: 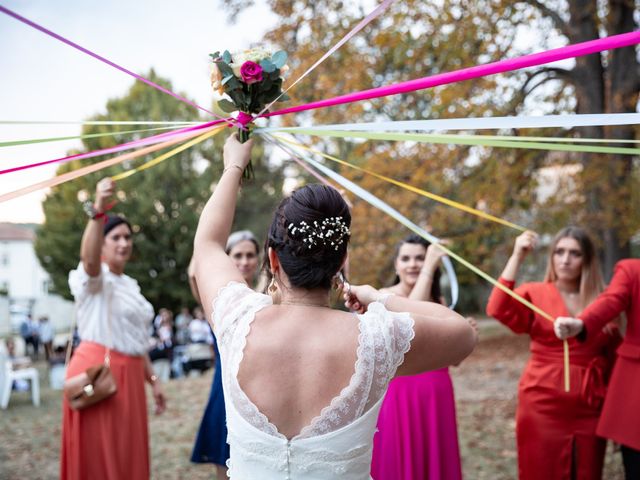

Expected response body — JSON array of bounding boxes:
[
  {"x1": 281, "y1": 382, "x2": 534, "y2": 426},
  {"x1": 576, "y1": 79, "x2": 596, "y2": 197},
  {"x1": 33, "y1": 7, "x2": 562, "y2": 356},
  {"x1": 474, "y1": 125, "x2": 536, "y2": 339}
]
[
  {"x1": 63, "y1": 361, "x2": 117, "y2": 410},
  {"x1": 63, "y1": 292, "x2": 118, "y2": 410}
]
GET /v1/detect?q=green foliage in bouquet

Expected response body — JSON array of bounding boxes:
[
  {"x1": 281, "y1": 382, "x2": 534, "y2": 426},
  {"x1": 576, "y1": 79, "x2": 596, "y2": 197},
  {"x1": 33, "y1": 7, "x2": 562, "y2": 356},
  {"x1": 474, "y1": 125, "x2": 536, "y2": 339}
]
[{"x1": 209, "y1": 47, "x2": 290, "y2": 177}]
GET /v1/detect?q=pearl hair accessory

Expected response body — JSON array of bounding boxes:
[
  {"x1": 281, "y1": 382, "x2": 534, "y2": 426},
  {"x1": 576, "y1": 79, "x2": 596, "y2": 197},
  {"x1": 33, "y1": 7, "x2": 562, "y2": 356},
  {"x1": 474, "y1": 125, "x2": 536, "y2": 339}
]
[{"x1": 287, "y1": 216, "x2": 350, "y2": 251}]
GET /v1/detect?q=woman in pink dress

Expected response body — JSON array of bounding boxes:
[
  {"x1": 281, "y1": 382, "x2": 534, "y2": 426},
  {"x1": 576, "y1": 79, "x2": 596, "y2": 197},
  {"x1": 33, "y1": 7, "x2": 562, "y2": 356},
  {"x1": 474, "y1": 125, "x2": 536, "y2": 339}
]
[{"x1": 371, "y1": 234, "x2": 463, "y2": 480}]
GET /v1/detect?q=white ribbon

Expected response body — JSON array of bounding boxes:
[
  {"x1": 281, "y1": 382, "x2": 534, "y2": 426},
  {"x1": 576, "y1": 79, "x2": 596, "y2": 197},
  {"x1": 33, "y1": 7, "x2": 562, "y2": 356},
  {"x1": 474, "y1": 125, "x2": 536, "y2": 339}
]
[
  {"x1": 266, "y1": 133, "x2": 459, "y2": 309},
  {"x1": 260, "y1": 112, "x2": 640, "y2": 133}
]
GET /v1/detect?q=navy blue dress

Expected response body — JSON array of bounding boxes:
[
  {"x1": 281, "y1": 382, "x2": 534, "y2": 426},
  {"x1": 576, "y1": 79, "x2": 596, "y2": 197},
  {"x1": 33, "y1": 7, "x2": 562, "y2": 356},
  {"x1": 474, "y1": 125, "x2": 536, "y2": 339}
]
[{"x1": 191, "y1": 335, "x2": 230, "y2": 466}]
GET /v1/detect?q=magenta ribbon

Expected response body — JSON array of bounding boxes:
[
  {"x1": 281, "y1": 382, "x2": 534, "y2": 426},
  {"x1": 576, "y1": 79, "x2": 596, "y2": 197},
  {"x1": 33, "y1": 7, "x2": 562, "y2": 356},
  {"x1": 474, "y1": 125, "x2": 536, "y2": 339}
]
[
  {"x1": 0, "y1": 5, "x2": 222, "y2": 119},
  {"x1": 0, "y1": 120, "x2": 227, "y2": 175},
  {"x1": 265, "y1": 31, "x2": 640, "y2": 117},
  {"x1": 235, "y1": 112, "x2": 254, "y2": 126}
]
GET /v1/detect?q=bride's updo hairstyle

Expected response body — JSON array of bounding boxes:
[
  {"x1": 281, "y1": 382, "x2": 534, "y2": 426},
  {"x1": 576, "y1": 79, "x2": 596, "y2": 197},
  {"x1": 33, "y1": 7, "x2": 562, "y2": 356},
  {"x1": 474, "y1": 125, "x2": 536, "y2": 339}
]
[{"x1": 266, "y1": 184, "x2": 351, "y2": 289}]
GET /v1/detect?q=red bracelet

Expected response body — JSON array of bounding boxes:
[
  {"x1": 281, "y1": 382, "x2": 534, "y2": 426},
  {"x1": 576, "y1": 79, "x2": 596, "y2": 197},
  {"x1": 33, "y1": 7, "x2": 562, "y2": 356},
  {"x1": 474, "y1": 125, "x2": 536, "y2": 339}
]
[{"x1": 84, "y1": 201, "x2": 116, "y2": 223}]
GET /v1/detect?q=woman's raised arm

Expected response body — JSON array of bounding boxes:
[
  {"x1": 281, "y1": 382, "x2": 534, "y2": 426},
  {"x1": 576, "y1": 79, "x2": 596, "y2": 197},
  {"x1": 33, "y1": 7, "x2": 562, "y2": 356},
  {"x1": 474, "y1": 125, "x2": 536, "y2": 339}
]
[
  {"x1": 193, "y1": 134, "x2": 253, "y2": 320},
  {"x1": 80, "y1": 178, "x2": 114, "y2": 276}
]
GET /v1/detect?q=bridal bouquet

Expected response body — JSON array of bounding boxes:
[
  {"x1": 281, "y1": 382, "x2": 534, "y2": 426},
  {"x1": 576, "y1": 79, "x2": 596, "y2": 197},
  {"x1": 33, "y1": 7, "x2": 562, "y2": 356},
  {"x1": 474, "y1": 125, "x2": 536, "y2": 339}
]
[{"x1": 210, "y1": 47, "x2": 289, "y2": 144}]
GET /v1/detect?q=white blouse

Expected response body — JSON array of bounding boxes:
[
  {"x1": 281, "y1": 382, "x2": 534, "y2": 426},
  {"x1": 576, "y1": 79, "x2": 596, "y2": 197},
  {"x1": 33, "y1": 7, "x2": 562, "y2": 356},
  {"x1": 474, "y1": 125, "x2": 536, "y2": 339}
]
[
  {"x1": 213, "y1": 282, "x2": 415, "y2": 479},
  {"x1": 68, "y1": 262, "x2": 154, "y2": 356}
]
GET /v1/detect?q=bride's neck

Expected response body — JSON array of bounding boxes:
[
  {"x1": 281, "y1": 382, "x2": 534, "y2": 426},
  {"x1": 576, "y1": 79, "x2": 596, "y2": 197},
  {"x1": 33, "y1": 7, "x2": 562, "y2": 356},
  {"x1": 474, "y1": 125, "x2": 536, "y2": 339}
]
[{"x1": 280, "y1": 287, "x2": 330, "y2": 307}]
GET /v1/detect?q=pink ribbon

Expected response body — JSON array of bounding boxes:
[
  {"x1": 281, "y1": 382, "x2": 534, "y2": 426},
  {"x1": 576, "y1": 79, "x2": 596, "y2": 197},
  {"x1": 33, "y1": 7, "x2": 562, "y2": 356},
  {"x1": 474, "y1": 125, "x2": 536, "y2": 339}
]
[
  {"x1": 265, "y1": 31, "x2": 640, "y2": 117},
  {"x1": 0, "y1": 5, "x2": 223, "y2": 119},
  {"x1": 0, "y1": 119, "x2": 227, "y2": 175}
]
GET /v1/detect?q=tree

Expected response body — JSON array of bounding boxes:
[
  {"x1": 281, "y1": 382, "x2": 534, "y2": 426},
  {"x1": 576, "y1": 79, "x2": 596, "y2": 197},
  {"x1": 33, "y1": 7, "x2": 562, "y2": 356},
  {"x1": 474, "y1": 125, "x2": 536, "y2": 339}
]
[
  {"x1": 222, "y1": 0, "x2": 638, "y2": 309},
  {"x1": 521, "y1": 0, "x2": 639, "y2": 277},
  {"x1": 35, "y1": 70, "x2": 284, "y2": 312}
]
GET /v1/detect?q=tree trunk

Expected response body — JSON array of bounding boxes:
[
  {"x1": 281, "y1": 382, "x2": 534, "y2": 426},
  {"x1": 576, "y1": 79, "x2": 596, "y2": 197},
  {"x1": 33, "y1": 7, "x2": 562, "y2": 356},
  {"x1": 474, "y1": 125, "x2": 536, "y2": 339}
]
[
  {"x1": 567, "y1": 0, "x2": 637, "y2": 278},
  {"x1": 600, "y1": 0, "x2": 638, "y2": 277}
]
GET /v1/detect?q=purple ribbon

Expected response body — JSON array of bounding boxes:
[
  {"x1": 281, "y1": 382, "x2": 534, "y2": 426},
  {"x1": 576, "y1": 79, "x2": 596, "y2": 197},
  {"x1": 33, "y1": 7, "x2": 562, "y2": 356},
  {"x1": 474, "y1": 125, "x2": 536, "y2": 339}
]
[{"x1": 0, "y1": 5, "x2": 223, "y2": 119}]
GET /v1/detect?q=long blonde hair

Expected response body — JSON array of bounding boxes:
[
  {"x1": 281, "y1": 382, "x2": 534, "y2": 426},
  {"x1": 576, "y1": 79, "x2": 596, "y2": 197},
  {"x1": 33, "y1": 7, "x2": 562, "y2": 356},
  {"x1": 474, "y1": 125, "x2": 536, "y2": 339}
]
[{"x1": 543, "y1": 226, "x2": 604, "y2": 312}]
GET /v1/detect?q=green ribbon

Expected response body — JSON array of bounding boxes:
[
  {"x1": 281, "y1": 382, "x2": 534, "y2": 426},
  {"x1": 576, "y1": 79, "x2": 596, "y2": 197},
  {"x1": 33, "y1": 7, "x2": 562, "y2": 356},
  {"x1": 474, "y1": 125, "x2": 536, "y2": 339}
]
[
  {"x1": 0, "y1": 126, "x2": 182, "y2": 148},
  {"x1": 278, "y1": 129, "x2": 640, "y2": 155}
]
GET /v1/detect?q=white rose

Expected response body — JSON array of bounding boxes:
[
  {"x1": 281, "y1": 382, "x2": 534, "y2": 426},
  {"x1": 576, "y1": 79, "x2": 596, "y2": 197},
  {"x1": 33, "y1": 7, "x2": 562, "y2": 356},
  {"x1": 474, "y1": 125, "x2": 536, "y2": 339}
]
[{"x1": 230, "y1": 47, "x2": 272, "y2": 77}]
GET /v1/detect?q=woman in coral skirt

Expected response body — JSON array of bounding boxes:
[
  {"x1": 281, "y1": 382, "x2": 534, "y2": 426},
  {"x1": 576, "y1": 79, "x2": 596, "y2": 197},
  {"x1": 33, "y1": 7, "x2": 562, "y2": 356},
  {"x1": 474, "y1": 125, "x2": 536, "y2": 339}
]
[{"x1": 61, "y1": 178, "x2": 166, "y2": 480}]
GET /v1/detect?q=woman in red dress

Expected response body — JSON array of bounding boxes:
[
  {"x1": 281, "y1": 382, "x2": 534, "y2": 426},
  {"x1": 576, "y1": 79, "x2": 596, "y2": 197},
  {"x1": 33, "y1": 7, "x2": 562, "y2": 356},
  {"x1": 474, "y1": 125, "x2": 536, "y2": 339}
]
[
  {"x1": 555, "y1": 258, "x2": 640, "y2": 480},
  {"x1": 486, "y1": 227, "x2": 620, "y2": 480}
]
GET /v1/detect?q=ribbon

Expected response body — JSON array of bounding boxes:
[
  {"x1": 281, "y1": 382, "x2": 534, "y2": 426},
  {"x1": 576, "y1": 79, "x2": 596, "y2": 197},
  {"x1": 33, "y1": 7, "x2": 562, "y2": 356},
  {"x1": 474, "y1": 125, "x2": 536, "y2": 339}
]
[
  {"x1": 0, "y1": 119, "x2": 227, "y2": 176},
  {"x1": 0, "y1": 120, "x2": 200, "y2": 126},
  {"x1": 273, "y1": 135, "x2": 527, "y2": 232},
  {"x1": 265, "y1": 134, "x2": 459, "y2": 309},
  {"x1": 268, "y1": 132, "x2": 571, "y2": 391},
  {"x1": 270, "y1": 129, "x2": 640, "y2": 156},
  {"x1": 256, "y1": 0, "x2": 398, "y2": 118},
  {"x1": 0, "y1": 128, "x2": 215, "y2": 204},
  {"x1": 466, "y1": 135, "x2": 640, "y2": 145},
  {"x1": 264, "y1": 31, "x2": 640, "y2": 118},
  {"x1": 111, "y1": 126, "x2": 224, "y2": 180},
  {"x1": 0, "y1": 5, "x2": 228, "y2": 121},
  {"x1": 235, "y1": 112, "x2": 254, "y2": 127},
  {"x1": 0, "y1": 126, "x2": 187, "y2": 148},
  {"x1": 260, "y1": 113, "x2": 640, "y2": 133}
]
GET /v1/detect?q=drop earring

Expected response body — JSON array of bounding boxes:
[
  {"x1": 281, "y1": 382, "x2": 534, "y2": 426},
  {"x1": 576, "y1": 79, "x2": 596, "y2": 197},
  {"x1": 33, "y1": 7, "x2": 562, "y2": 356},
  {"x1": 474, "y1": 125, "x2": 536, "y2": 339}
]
[{"x1": 268, "y1": 276, "x2": 278, "y2": 294}]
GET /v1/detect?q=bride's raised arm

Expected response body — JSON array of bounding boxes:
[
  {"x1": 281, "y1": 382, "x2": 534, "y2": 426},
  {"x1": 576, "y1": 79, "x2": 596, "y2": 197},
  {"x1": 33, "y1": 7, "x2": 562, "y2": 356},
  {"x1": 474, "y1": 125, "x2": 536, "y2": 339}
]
[{"x1": 193, "y1": 134, "x2": 254, "y2": 321}]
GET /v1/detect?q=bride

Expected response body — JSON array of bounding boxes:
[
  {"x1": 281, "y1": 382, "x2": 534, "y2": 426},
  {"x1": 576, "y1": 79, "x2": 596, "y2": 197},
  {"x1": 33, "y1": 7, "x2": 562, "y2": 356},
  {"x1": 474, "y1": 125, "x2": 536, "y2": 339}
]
[{"x1": 192, "y1": 134, "x2": 477, "y2": 479}]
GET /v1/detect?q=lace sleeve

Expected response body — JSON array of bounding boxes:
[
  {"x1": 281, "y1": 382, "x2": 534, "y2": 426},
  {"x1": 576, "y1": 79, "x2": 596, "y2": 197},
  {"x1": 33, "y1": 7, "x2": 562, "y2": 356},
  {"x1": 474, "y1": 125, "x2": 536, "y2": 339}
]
[
  {"x1": 388, "y1": 309, "x2": 415, "y2": 371},
  {"x1": 211, "y1": 281, "x2": 271, "y2": 340},
  {"x1": 367, "y1": 302, "x2": 415, "y2": 375}
]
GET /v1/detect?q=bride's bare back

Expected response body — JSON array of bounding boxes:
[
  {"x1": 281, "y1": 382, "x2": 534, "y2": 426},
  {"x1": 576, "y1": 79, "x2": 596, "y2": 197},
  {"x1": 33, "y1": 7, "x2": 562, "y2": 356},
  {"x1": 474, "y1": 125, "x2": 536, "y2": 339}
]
[{"x1": 237, "y1": 305, "x2": 359, "y2": 439}]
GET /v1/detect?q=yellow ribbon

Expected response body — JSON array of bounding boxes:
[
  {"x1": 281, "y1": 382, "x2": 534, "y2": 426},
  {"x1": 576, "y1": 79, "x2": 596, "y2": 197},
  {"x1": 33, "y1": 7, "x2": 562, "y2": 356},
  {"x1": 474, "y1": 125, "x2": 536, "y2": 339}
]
[
  {"x1": 272, "y1": 133, "x2": 570, "y2": 391},
  {"x1": 274, "y1": 135, "x2": 526, "y2": 232},
  {"x1": 0, "y1": 130, "x2": 212, "y2": 204},
  {"x1": 111, "y1": 126, "x2": 224, "y2": 181}
]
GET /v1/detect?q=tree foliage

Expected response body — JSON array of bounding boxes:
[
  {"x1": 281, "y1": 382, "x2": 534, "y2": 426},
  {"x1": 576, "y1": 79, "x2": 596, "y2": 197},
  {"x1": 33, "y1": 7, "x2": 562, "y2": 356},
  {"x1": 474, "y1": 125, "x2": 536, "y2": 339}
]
[
  {"x1": 35, "y1": 70, "x2": 284, "y2": 312},
  {"x1": 222, "y1": 0, "x2": 638, "y2": 309}
]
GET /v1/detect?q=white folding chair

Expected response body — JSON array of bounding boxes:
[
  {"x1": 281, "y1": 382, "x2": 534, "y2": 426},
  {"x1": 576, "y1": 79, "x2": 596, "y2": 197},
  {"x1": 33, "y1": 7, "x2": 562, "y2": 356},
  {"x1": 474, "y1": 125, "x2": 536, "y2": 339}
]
[
  {"x1": 0, "y1": 354, "x2": 40, "y2": 409},
  {"x1": 152, "y1": 359, "x2": 171, "y2": 383}
]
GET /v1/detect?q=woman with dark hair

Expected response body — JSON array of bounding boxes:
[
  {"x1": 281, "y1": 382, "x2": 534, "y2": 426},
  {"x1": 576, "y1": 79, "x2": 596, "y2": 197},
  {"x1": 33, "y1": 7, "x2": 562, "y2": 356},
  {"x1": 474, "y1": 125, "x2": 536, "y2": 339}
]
[
  {"x1": 371, "y1": 234, "x2": 463, "y2": 480},
  {"x1": 486, "y1": 227, "x2": 621, "y2": 480},
  {"x1": 191, "y1": 230, "x2": 260, "y2": 479},
  {"x1": 192, "y1": 135, "x2": 477, "y2": 478},
  {"x1": 61, "y1": 178, "x2": 166, "y2": 480}
]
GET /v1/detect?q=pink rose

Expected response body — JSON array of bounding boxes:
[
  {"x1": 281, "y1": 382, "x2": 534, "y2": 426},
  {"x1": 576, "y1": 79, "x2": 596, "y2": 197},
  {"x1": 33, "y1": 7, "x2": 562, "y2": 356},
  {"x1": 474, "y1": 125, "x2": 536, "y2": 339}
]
[{"x1": 240, "y1": 61, "x2": 263, "y2": 84}]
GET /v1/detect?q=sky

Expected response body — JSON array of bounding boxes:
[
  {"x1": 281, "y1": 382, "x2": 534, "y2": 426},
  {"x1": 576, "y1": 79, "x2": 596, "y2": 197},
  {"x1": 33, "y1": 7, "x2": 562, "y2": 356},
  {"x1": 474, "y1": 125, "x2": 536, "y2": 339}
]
[{"x1": 0, "y1": 0, "x2": 276, "y2": 223}]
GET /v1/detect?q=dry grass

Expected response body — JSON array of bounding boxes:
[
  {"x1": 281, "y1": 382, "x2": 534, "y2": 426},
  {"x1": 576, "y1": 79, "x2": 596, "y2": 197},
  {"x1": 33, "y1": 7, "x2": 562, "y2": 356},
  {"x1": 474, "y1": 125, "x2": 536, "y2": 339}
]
[{"x1": 0, "y1": 321, "x2": 625, "y2": 479}]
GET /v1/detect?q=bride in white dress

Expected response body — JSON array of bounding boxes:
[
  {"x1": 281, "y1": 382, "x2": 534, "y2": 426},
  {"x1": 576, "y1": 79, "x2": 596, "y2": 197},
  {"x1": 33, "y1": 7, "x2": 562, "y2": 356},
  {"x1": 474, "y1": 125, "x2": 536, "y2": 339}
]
[{"x1": 192, "y1": 134, "x2": 477, "y2": 479}]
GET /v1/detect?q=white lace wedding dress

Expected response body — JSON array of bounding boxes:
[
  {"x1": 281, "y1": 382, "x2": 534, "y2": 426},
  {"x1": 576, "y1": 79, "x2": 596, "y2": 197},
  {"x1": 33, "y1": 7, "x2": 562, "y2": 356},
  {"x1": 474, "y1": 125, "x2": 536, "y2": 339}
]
[{"x1": 213, "y1": 282, "x2": 415, "y2": 480}]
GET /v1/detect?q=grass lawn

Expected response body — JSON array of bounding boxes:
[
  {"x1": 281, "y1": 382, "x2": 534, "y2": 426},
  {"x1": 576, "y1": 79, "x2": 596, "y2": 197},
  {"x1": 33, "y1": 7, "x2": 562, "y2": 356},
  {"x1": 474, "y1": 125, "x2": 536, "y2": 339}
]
[{"x1": 0, "y1": 320, "x2": 625, "y2": 479}]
